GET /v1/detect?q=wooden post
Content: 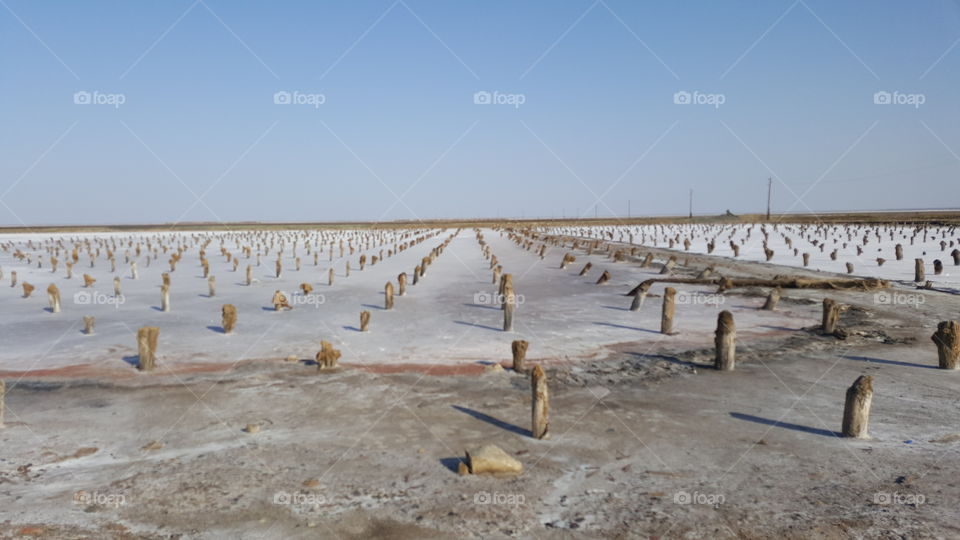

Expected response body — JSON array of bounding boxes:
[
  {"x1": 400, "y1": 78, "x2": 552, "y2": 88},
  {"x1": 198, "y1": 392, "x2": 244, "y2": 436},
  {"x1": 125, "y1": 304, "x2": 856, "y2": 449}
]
[
  {"x1": 207, "y1": 275, "x2": 216, "y2": 297},
  {"x1": 841, "y1": 375, "x2": 873, "y2": 438},
  {"x1": 531, "y1": 364, "x2": 549, "y2": 439},
  {"x1": 360, "y1": 310, "x2": 370, "y2": 332},
  {"x1": 630, "y1": 282, "x2": 651, "y2": 312},
  {"x1": 714, "y1": 310, "x2": 735, "y2": 371},
  {"x1": 160, "y1": 284, "x2": 170, "y2": 312},
  {"x1": 596, "y1": 270, "x2": 611, "y2": 285},
  {"x1": 762, "y1": 288, "x2": 781, "y2": 311},
  {"x1": 246, "y1": 265, "x2": 253, "y2": 286},
  {"x1": 222, "y1": 304, "x2": 237, "y2": 334},
  {"x1": 931, "y1": 321, "x2": 960, "y2": 370},
  {"x1": 397, "y1": 273, "x2": 407, "y2": 296},
  {"x1": 661, "y1": 287, "x2": 676, "y2": 334},
  {"x1": 822, "y1": 298, "x2": 842, "y2": 336},
  {"x1": 83, "y1": 316, "x2": 95, "y2": 335},
  {"x1": 316, "y1": 340, "x2": 341, "y2": 370},
  {"x1": 384, "y1": 281, "x2": 395, "y2": 310},
  {"x1": 915, "y1": 258, "x2": 925, "y2": 282},
  {"x1": 275, "y1": 259, "x2": 282, "y2": 279},
  {"x1": 511, "y1": 340, "x2": 528, "y2": 372},
  {"x1": 113, "y1": 276, "x2": 122, "y2": 297},
  {"x1": 503, "y1": 283, "x2": 516, "y2": 332},
  {"x1": 137, "y1": 326, "x2": 159, "y2": 371},
  {"x1": 47, "y1": 284, "x2": 61, "y2": 313},
  {"x1": 578, "y1": 262, "x2": 592, "y2": 276},
  {"x1": 846, "y1": 262, "x2": 854, "y2": 274},
  {"x1": 328, "y1": 267, "x2": 334, "y2": 286}
]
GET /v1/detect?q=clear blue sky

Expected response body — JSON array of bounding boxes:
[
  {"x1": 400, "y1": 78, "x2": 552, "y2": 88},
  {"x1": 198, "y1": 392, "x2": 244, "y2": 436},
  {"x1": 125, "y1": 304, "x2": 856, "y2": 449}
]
[{"x1": 1, "y1": 0, "x2": 959, "y2": 225}]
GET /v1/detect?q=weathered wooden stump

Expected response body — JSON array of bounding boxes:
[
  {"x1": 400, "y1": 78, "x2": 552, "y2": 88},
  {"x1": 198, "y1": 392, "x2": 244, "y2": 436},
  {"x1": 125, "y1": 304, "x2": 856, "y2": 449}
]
[
  {"x1": 160, "y1": 284, "x2": 170, "y2": 312},
  {"x1": 931, "y1": 321, "x2": 960, "y2": 370},
  {"x1": 822, "y1": 298, "x2": 843, "y2": 336},
  {"x1": 83, "y1": 316, "x2": 95, "y2": 335},
  {"x1": 596, "y1": 270, "x2": 611, "y2": 285},
  {"x1": 841, "y1": 375, "x2": 873, "y2": 438},
  {"x1": 397, "y1": 273, "x2": 407, "y2": 296},
  {"x1": 207, "y1": 275, "x2": 216, "y2": 297},
  {"x1": 531, "y1": 364, "x2": 549, "y2": 439},
  {"x1": 661, "y1": 287, "x2": 677, "y2": 334},
  {"x1": 137, "y1": 326, "x2": 160, "y2": 371},
  {"x1": 511, "y1": 340, "x2": 529, "y2": 372},
  {"x1": 915, "y1": 258, "x2": 925, "y2": 282},
  {"x1": 384, "y1": 281, "x2": 395, "y2": 310},
  {"x1": 316, "y1": 340, "x2": 341, "y2": 370},
  {"x1": 272, "y1": 290, "x2": 291, "y2": 311},
  {"x1": 714, "y1": 310, "x2": 736, "y2": 371},
  {"x1": 360, "y1": 310, "x2": 370, "y2": 332},
  {"x1": 503, "y1": 283, "x2": 516, "y2": 332},
  {"x1": 762, "y1": 288, "x2": 781, "y2": 311},
  {"x1": 222, "y1": 304, "x2": 237, "y2": 334},
  {"x1": 46, "y1": 284, "x2": 61, "y2": 313},
  {"x1": 578, "y1": 262, "x2": 592, "y2": 276}
]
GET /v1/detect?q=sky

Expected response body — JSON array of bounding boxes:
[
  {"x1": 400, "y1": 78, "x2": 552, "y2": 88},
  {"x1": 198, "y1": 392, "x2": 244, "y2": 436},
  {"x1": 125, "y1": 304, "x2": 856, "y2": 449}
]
[{"x1": 1, "y1": 0, "x2": 959, "y2": 225}]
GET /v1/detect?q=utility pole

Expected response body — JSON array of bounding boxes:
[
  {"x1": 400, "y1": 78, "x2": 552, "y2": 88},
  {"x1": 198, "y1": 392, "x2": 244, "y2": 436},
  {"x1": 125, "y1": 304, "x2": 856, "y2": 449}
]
[
  {"x1": 766, "y1": 177, "x2": 772, "y2": 220},
  {"x1": 688, "y1": 189, "x2": 693, "y2": 219}
]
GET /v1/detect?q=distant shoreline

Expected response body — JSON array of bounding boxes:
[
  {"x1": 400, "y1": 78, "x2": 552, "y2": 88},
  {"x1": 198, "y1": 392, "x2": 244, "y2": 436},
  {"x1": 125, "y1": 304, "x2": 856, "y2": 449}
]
[{"x1": 1, "y1": 209, "x2": 959, "y2": 233}]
